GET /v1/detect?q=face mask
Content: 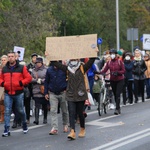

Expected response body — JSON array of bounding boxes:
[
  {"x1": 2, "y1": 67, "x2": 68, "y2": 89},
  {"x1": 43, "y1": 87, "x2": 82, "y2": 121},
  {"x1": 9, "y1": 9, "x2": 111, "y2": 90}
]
[
  {"x1": 70, "y1": 60, "x2": 78, "y2": 66},
  {"x1": 125, "y1": 56, "x2": 130, "y2": 60},
  {"x1": 110, "y1": 54, "x2": 116, "y2": 59}
]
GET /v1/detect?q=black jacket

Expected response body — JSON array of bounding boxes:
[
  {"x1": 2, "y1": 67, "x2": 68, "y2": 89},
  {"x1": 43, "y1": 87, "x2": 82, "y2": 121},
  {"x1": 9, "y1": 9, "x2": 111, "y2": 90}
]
[{"x1": 132, "y1": 59, "x2": 147, "y2": 80}]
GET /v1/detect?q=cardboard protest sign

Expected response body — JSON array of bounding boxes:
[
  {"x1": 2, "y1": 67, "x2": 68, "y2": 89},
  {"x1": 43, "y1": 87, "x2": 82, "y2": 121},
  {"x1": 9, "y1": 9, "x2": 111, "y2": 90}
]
[
  {"x1": 0, "y1": 87, "x2": 4, "y2": 100},
  {"x1": 45, "y1": 34, "x2": 97, "y2": 61},
  {"x1": 14, "y1": 46, "x2": 25, "y2": 61}
]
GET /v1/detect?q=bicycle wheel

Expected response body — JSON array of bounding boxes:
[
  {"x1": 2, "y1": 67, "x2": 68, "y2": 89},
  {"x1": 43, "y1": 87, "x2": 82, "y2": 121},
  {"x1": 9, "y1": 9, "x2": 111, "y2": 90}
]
[
  {"x1": 99, "y1": 90, "x2": 104, "y2": 116},
  {"x1": 104, "y1": 99, "x2": 109, "y2": 114},
  {"x1": 97, "y1": 99, "x2": 101, "y2": 116}
]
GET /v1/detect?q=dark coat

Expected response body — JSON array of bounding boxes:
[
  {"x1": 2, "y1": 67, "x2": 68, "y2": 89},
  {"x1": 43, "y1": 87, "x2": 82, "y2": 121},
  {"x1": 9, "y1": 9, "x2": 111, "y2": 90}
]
[
  {"x1": 44, "y1": 66, "x2": 67, "y2": 95},
  {"x1": 132, "y1": 59, "x2": 147, "y2": 80},
  {"x1": 51, "y1": 58, "x2": 95, "y2": 102},
  {"x1": 124, "y1": 60, "x2": 134, "y2": 80}
]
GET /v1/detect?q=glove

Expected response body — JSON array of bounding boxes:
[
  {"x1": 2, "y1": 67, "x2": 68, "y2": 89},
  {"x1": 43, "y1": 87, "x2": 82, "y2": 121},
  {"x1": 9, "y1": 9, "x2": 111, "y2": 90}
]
[
  {"x1": 29, "y1": 68, "x2": 33, "y2": 72},
  {"x1": 93, "y1": 71, "x2": 100, "y2": 74},
  {"x1": 37, "y1": 78, "x2": 42, "y2": 84},
  {"x1": 112, "y1": 71, "x2": 118, "y2": 76},
  {"x1": 19, "y1": 81, "x2": 23, "y2": 86}
]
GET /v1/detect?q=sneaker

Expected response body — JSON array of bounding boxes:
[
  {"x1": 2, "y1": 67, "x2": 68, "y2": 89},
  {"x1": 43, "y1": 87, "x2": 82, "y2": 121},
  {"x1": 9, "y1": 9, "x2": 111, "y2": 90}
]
[
  {"x1": 39, "y1": 109, "x2": 42, "y2": 116},
  {"x1": 11, "y1": 113, "x2": 15, "y2": 117},
  {"x1": 49, "y1": 128, "x2": 58, "y2": 135},
  {"x1": 109, "y1": 103, "x2": 115, "y2": 110},
  {"x1": 114, "y1": 109, "x2": 119, "y2": 115},
  {"x1": 63, "y1": 125, "x2": 69, "y2": 133},
  {"x1": 22, "y1": 123, "x2": 28, "y2": 134},
  {"x1": 30, "y1": 110, "x2": 33, "y2": 117},
  {"x1": 146, "y1": 96, "x2": 150, "y2": 99},
  {"x1": 43, "y1": 118, "x2": 47, "y2": 124},
  {"x1": 2, "y1": 127, "x2": 10, "y2": 137}
]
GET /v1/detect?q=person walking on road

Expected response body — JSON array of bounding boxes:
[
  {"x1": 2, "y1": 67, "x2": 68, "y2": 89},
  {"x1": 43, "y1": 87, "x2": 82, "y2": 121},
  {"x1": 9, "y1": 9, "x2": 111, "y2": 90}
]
[
  {"x1": 144, "y1": 53, "x2": 150, "y2": 99},
  {"x1": 44, "y1": 63, "x2": 69, "y2": 135},
  {"x1": 100, "y1": 49, "x2": 125, "y2": 115},
  {"x1": 132, "y1": 49, "x2": 147, "y2": 103},
  {"x1": 0, "y1": 55, "x2": 8, "y2": 123},
  {"x1": 0, "y1": 51, "x2": 32, "y2": 137},
  {"x1": 31, "y1": 57, "x2": 48, "y2": 125},
  {"x1": 51, "y1": 56, "x2": 97, "y2": 140},
  {"x1": 27, "y1": 53, "x2": 38, "y2": 118},
  {"x1": 123, "y1": 52, "x2": 134, "y2": 104}
]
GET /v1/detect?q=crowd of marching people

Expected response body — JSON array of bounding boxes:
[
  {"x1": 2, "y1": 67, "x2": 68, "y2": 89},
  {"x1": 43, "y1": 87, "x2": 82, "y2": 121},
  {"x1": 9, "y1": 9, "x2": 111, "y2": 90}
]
[{"x1": 0, "y1": 47, "x2": 150, "y2": 140}]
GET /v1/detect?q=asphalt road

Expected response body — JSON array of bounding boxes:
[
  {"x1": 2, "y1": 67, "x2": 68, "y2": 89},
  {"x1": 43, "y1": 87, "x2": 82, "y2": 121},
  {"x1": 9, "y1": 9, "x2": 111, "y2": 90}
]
[{"x1": 0, "y1": 98, "x2": 150, "y2": 150}]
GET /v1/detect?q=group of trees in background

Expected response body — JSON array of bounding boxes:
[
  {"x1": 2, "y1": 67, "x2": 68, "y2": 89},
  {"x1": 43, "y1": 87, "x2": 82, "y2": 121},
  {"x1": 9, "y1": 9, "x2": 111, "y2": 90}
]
[{"x1": 0, "y1": 0, "x2": 150, "y2": 60}]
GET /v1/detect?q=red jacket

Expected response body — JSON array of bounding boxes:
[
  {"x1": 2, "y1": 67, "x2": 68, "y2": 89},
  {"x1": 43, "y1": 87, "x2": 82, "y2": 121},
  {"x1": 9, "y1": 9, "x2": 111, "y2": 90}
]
[
  {"x1": 0, "y1": 61, "x2": 32, "y2": 95},
  {"x1": 101, "y1": 58, "x2": 125, "y2": 81}
]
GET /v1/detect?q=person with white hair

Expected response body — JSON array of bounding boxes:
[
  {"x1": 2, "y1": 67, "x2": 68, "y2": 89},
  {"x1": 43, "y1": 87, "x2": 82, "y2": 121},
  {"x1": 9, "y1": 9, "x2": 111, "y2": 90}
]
[{"x1": 133, "y1": 49, "x2": 147, "y2": 103}]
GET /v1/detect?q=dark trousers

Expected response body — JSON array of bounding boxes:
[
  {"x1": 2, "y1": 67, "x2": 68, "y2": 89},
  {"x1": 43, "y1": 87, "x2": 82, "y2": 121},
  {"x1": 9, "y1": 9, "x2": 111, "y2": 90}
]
[
  {"x1": 93, "y1": 93, "x2": 100, "y2": 103},
  {"x1": 145, "y1": 78, "x2": 150, "y2": 97},
  {"x1": 110, "y1": 79, "x2": 124, "y2": 110},
  {"x1": 127, "y1": 80, "x2": 134, "y2": 104},
  {"x1": 24, "y1": 97, "x2": 31, "y2": 121},
  {"x1": 122, "y1": 79, "x2": 127, "y2": 105},
  {"x1": 34, "y1": 97, "x2": 49, "y2": 119},
  {"x1": 68, "y1": 101, "x2": 85, "y2": 131},
  {"x1": 134, "y1": 79, "x2": 145, "y2": 102}
]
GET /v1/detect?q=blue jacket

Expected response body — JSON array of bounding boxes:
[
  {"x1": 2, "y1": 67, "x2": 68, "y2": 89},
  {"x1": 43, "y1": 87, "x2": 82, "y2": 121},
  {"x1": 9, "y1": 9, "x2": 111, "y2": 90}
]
[
  {"x1": 124, "y1": 60, "x2": 134, "y2": 80},
  {"x1": 44, "y1": 66, "x2": 67, "y2": 95},
  {"x1": 87, "y1": 64, "x2": 97, "y2": 79}
]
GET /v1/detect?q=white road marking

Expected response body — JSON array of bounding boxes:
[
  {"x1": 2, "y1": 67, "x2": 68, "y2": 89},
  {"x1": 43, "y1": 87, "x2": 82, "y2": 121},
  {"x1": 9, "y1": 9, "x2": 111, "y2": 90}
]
[
  {"x1": 11, "y1": 124, "x2": 46, "y2": 133},
  {"x1": 86, "y1": 115, "x2": 123, "y2": 128},
  {"x1": 91, "y1": 128, "x2": 150, "y2": 150},
  {"x1": 106, "y1": 132, "x2": 150, "y2": 150}
]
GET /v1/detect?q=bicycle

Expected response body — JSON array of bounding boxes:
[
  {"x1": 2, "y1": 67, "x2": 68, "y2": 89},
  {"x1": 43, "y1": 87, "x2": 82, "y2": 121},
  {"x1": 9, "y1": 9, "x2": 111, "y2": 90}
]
[{"x1": 97, "y1": 74, "x2": 114, "y2": 116}]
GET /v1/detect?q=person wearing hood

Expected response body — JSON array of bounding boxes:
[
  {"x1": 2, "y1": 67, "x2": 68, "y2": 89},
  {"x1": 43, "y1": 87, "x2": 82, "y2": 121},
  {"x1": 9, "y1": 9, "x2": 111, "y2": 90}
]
[
  {"x1": 132, "y1": 49, "x2": 147, "y2": 103},
  {"x1": 144, "y1": 53, "x2": 150, "y2": 99},
  {"x1": 100, "y1": 49, "x2": 125, "y2": 115}
]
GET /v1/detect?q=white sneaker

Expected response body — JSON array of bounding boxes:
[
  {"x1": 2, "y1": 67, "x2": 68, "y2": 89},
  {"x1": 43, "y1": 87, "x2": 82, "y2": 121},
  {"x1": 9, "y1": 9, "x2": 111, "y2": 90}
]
[
  {"x1": 11, "y1": 113, "x2": 15, "y2": 117},
  {"x1": 30, "y1": 110, "x2": 33, "y2": 116},
  {"x1": 39, "y1": 109, "x2": 42, "y2": 116},
  {"x1": 109, "y1": 103, "x2": 115, "y2": 110}
]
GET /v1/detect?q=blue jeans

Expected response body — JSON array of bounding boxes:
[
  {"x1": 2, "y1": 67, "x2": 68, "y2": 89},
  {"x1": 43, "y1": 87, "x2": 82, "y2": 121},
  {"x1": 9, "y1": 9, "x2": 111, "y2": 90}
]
[{"x1": 4, "y1": 93, "x2": 26, "y2": 128}]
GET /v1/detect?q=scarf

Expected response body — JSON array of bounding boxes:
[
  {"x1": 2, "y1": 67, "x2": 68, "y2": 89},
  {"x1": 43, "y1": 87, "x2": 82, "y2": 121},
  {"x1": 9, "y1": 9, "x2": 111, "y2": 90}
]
[
  {"x1": 67, "y1": 61, "x2": 81, "y2": 74},
  {"x1": 134, "y1": 56, "x2": 141, "y2": 61}
]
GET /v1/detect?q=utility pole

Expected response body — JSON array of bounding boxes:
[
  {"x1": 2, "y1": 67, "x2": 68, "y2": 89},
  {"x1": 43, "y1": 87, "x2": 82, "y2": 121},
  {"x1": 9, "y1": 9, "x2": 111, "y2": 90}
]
[{"x1": 116, "y1": 0, "x2": 120, "y2": 51}]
